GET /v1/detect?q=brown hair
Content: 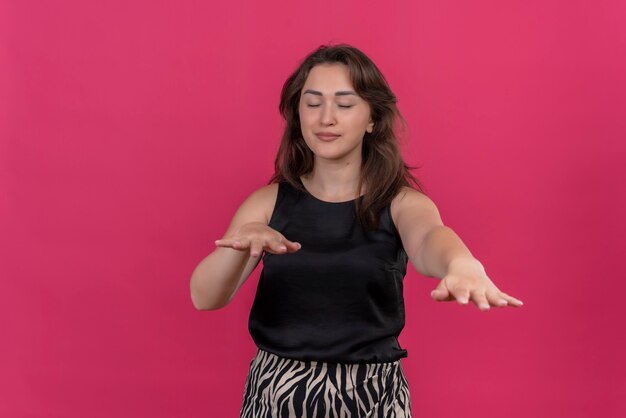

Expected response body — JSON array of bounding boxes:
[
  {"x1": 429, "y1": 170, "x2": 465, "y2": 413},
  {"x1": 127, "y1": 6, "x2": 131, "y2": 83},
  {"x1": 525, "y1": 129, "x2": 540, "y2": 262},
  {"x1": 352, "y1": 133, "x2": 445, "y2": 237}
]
[{"x1": 268, "y1": 43, "x2": 426, "y2": 230}]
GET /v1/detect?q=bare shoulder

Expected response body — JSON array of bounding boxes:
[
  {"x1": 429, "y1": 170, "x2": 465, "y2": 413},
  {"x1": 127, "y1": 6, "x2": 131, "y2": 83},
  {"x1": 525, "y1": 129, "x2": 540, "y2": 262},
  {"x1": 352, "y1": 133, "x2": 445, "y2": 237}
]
[
  {"x1": 240, "y1": 183, "x2": 279, "y2": 225},
  {"x1": 220, "y1": 183, "x2": 280, "y2": 238},
  {"x1": 390, "y1": 186, "x2": 435, "y2": 215},
  {"x1": 390, "y1": 186, "x2": 443, "y2": 231}
]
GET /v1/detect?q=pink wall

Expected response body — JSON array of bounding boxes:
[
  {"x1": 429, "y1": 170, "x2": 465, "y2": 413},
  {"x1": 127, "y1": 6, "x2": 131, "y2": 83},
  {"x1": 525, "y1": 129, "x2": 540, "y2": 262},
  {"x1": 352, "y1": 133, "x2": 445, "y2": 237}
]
[{"x1": 1, "y1": 1, "x2": 625, "y2": 417}]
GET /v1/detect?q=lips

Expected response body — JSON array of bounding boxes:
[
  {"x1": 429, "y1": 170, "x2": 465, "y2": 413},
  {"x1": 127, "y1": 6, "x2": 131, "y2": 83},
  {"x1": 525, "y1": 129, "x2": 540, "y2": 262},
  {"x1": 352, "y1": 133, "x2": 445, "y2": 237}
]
[{"x1": 315, "y1": 133, "x2": 340, "y2": 141}]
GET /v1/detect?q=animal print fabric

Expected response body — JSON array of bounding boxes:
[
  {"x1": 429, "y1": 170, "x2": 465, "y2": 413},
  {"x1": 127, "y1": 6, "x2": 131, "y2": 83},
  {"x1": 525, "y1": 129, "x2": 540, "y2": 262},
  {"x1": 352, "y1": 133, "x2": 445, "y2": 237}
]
[{"x1": 239, "y1": 348, "x2": 412, "y2": 417}]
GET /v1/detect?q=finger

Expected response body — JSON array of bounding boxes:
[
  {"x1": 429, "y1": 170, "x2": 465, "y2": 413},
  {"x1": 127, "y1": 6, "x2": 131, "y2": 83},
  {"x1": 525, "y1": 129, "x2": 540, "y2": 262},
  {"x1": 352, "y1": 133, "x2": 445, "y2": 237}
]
[
  {"x1": 454, "y1": 290, "x2": 470, "y2": 305},
  {"x1": 249, "y1": 238, "x2": 264, "y2": 258},
  {"x1": 215, "y1": 238, "x2": 246, "y2": 249},
  {"x1": 431, "y1": 287, "x2": 450, "y2": 302},
  {"x1": 215, "y1": 238, "x2": 235, "y2": 247},
  {"x1": 486, "y1": 290, "x2": 508, "y2": 307},
  {"x1": 500, "y1": 292, "x2": 524, "y2": 307},
  {"x1": 266, "y1": 238, "x2": 288, "y2": 254},
  {"x1": 472, "y1": 291, "x2": 491, "y2": 311},
  {"x1": 283, "y1": 239, "x2": 302, "y2": 252},
  {"x1": 233, "y1": 237, "x2": 251, "y2": 250}
]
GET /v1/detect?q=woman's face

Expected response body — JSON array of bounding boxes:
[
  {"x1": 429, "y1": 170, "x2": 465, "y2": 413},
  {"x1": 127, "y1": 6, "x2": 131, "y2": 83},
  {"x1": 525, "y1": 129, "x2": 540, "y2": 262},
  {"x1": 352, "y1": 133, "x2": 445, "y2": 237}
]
[{"x1": 298, "y1": 63, "x2": 374, "y2": 163}]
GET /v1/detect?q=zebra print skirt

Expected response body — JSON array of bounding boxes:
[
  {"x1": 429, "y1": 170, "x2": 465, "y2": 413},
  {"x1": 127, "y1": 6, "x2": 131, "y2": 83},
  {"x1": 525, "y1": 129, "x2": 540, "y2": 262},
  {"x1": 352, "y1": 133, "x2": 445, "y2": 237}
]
[{"x1": 239, "y1": 348, "x2": 412, "y2": 417}]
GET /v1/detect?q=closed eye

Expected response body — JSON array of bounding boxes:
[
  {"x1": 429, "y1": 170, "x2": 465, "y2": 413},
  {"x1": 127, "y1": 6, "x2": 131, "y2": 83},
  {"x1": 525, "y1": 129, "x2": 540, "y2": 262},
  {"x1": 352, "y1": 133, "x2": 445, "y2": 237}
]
[{"x1": 307, "y1": 104, "x2": 353, "y2": 108}]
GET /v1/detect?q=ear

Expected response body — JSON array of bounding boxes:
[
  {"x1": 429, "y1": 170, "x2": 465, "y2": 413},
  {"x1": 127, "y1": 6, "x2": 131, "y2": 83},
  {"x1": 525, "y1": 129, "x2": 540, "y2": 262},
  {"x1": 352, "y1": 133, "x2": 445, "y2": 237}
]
[{"x1": 366, "y1": 120, "x2": 374, "y2": 133}]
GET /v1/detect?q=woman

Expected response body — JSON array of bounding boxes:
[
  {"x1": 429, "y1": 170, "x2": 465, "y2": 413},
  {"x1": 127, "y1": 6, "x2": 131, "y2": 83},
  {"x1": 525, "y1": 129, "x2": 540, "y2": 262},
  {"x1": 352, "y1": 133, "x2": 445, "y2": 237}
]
[{"x1": 190, "y1": 43, "x2": 523, "y2": 418}]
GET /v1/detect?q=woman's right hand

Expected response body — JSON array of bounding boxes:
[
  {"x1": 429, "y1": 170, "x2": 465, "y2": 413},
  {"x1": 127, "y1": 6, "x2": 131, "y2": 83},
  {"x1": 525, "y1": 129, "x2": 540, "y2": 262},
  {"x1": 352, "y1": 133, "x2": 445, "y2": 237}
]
[{"x1": 214, "y1": 222, "x2": 301, "y2": 258}]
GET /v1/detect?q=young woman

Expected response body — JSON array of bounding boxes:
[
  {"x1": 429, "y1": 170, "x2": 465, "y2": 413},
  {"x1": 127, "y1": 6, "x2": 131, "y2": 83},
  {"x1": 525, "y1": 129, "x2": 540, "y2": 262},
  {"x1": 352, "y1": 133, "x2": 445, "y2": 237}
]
[{"x1": 190, "y1": 44, "x2": 524, "y2": 418}]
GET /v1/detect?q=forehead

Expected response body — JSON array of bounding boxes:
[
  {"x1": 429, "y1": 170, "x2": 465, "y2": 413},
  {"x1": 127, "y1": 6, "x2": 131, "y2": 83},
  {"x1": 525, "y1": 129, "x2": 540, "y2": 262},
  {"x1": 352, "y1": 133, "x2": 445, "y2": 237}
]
[{"x1": 301, "y1": 63, "x2": 355, "y2": 95}]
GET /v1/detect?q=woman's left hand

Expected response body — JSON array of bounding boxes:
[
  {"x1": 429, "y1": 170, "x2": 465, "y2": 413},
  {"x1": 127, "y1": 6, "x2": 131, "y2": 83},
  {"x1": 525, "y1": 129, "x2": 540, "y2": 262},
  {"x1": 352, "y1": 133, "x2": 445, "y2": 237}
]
[{"x1": 430, "y1": 258, "x2": 524, "y2": 311}]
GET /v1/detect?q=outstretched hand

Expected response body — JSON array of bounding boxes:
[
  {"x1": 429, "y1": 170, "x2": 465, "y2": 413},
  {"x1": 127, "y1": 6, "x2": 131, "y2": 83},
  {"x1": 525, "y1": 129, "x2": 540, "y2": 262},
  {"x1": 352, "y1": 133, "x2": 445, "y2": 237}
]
[
  {"x1": 215, "y1": 222, "x2": 301, "y2": 258},
  {"x1": 430, "y1": 258, "x2": 524, "y2": 311}
]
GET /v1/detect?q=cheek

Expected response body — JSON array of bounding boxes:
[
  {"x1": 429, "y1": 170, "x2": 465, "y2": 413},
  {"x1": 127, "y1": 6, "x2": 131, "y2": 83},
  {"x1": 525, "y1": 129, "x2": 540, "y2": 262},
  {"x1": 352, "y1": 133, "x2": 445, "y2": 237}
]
[
  {"x1": 344, "y1": 114, "x2": 368, "y2": 130},
  {"x1": 298, "y1": 102, "x2": 312, "y2": 116},
  {"x1": 358, "y1": 115, "x2": 373, "y2": 130},
  {"x1": 298, "y1": 109, "x2": 315, "y2": 125}
]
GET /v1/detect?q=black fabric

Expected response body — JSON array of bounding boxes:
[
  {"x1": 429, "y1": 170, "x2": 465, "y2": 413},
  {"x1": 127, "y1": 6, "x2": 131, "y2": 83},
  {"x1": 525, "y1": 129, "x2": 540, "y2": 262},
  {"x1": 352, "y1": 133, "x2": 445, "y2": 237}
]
[{"x1": 248, "y1": 180, "x2": 409, "y2": 364}]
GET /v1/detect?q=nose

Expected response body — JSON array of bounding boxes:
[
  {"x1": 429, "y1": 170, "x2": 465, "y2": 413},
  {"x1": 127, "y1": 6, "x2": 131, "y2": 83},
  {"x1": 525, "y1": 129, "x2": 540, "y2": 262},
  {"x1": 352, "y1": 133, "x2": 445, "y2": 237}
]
[{"x1": 320, "y1": 103, "x2": 336, "y2": 126}]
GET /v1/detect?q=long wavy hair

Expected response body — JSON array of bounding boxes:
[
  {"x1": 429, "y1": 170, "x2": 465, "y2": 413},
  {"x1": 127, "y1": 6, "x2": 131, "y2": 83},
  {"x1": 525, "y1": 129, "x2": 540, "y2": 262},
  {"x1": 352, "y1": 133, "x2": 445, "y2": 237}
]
[{"x1": 268, "y1": 43, "x2": 425, "y2": 230}]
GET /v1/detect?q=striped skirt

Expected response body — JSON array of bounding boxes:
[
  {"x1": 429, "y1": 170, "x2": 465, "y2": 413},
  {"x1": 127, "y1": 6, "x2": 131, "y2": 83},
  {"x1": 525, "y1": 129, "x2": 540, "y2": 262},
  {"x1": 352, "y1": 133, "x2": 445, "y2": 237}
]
[{"x1": 239, "y1": 348, "x2": 412, "y2": 418}]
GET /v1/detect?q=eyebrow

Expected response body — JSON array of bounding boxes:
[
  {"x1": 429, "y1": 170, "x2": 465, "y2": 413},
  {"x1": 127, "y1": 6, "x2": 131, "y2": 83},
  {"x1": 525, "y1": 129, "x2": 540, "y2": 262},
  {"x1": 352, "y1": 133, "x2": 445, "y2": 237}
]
[{"x1": 302, "y1": 89, "x2": 357, "y2": 97}]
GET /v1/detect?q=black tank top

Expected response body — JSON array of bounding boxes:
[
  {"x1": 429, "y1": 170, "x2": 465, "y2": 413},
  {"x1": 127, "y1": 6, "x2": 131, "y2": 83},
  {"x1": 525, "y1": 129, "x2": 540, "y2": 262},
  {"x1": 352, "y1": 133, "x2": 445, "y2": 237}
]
[{"x1": 248, "y1": 179, "x2": 409, "y2": 364}]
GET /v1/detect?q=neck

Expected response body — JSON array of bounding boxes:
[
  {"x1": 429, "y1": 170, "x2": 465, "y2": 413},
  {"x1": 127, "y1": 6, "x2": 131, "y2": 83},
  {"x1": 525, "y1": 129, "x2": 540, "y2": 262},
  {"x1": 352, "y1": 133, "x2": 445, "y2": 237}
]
[{"x1": 302, "y1": 158, "x2": 364, "y2": 201}]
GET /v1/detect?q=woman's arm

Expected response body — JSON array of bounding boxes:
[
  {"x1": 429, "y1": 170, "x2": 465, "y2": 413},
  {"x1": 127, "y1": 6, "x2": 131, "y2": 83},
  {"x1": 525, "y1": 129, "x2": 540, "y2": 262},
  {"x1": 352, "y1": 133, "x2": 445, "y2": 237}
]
[
  {"x1": 391, "y1": 187, "x2": 445, "y2": 277},
  {"x1": 189, "y1": 184, "x2": 278, "y2": 311},
  {"x1": 391, "y1": 187, "x2": 523, "y2": 310}
]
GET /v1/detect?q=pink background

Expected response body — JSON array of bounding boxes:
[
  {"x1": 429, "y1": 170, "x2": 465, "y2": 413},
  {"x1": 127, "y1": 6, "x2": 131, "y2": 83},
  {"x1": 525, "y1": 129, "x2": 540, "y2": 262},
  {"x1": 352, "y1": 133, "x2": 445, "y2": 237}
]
[{"x1": 1, "y1": 0, "x2": 625, "y2": 417}]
